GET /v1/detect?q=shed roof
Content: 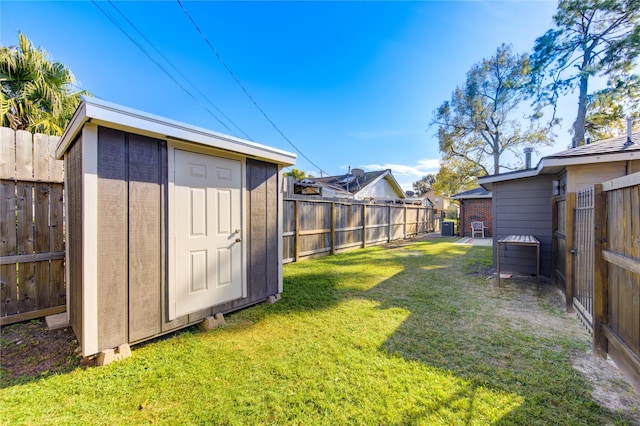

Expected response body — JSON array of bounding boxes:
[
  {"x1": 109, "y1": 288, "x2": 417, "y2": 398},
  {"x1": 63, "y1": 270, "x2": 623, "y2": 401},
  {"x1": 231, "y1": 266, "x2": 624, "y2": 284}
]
[
  {"x1": 56, "y1": 97, "x2": 297, "y2": 166},
  {"x1": 478, "y1": 131, "x2": 640, "y2": 190}
]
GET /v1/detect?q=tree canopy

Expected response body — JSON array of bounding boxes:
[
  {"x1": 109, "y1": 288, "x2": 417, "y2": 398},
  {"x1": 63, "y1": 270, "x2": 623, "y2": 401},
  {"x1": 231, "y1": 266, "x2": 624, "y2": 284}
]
[
  {"x1": 530, "y1": 0, "x2": 640, "y2": 146},
  {"x1": 283, "y1": 168, "x2": 313, "y2": 180},
  {"x1": 1, "y1": 33, "x2": 87, "y2": 135},
  {"x1": 412, "y1": 174, "x2": 436, "y2": 195},
  {"x1": 431, "y1": 159, "x2": 482, "y2": 197},
  {"x1": 431, "y1": 44, "x2": 550, "y2": 194}
]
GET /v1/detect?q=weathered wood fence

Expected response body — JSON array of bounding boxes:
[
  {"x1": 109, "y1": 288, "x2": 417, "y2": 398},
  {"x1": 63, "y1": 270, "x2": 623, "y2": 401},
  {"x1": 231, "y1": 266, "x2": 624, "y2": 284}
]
[
  {"x1": 0, "y1": 128, "x2": 65, "y2": 325},
  {"x1": 592, "y1": 172, "x2": 640, "y2": 388},
  {"x1": 282, "y1": 198, "x2": 436, "y2": 263}
]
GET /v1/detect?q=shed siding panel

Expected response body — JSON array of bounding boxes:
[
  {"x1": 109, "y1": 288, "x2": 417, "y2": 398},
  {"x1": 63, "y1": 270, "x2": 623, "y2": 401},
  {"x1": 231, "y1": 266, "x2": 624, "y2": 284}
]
[
  {"x1": 265, "y1": 162, "x2": 279, "y2": 296},
  {"x1": 128, "y1": 134, "x2": 162, "y2": 342},
  {"x1": 67, "y1": 138, "x2": 83, "y2": 338},
  {"x1": 97, "y1": 127, "x2": 128, "y2": 350},
  {"x1": 247, "y1": 159, "x2": 279, "y2": 301},
  {"x1": 493, "y1": 175, "x2": 554, "y2": 276},
  {"x1": 248, "y1": 160, "x2": 267, "y2": 301}
]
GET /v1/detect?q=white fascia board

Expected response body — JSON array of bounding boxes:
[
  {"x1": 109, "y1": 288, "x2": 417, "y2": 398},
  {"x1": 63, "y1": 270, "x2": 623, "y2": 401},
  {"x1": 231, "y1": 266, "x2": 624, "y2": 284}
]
[
  {"x1": 57, "y1": 97, "x2": 297, "y2": 166},
  {"x1": 542, "y1": 151, "x2": 640, "y2": 168}
]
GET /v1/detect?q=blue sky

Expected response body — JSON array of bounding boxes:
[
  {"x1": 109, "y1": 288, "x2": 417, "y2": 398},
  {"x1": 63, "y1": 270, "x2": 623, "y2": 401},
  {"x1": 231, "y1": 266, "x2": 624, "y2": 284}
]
[{"x1": 2, "y1": 1, "x2": 575, "y2": 190}]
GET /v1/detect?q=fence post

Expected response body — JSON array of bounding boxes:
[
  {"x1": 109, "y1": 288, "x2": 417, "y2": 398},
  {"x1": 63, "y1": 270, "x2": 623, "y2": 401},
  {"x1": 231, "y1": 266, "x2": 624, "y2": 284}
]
[
  {"x1": 592, "y1": 184, "x2": 608, "y2": 358},
  {"x1": 362, "y1": 204, "x2": 367, "y2": 248},
  {"x1": 387, "y1": 205, "x2": 392, "y2": 242},
  {"x1": 551, "y1": 196, "x2": 558, "y2": 288},
  {"x1": 294, "y1": 200, "x2": 300, "y2": 263},
  {"x1": 403, "y1": 206, "x2": 408, "y2": 238},
  {"x1": 565, "y1": 192, "x2": 576, "y2": 313},
  {"x1": 330, "y1": 202, "x2": 335, "y2": 255}
]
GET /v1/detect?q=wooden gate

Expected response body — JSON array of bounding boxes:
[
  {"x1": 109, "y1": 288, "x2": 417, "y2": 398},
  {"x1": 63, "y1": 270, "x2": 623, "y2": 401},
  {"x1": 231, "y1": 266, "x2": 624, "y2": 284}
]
[
  {"x1": 592, "y1": 174, "x2": 640, "y2": 388},
  {"x1": 552, "y1": 195, "x2": 567, "y2": 292},
  {"x1": 0, "y1": 128, "x2": 65, "y2": 325},
  {"x1": 573, "y1": 187, "x2": 594, "y2": 332}
]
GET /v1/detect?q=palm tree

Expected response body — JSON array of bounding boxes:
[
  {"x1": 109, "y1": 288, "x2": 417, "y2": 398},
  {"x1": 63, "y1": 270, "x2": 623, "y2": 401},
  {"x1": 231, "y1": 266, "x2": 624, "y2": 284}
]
[{"x1": 0, "y1": 33, "x2": 87, "y2": 135}]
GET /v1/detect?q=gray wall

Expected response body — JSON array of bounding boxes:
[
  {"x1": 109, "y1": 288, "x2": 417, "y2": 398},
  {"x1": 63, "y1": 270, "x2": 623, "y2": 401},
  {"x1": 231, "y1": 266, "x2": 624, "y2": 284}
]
[{"x1": 492, "y1": 175, "x2": 554, "y2": 276}]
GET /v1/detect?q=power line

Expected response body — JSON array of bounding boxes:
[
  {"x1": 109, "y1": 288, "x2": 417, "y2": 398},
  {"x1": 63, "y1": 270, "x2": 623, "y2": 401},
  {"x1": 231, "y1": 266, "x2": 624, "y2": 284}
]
[
  {"x1": 176, "y1": 0, "x2": 328, "y2": 176},
  {"x1": 106, "y1": 1, "x2": 253, "y2": 141},
  {"x1": 91, "y1": 0, "x2": 240, "y2": 137}
]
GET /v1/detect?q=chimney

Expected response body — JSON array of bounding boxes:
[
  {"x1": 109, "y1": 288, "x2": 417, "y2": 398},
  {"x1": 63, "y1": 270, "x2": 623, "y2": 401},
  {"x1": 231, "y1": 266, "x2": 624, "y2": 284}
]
[
  {"x1": 624, "y1": 117, "x2": 634, "y2": 148},
  {"x1": 524, "y1": 147, "x2": 533, "y2": 169}
]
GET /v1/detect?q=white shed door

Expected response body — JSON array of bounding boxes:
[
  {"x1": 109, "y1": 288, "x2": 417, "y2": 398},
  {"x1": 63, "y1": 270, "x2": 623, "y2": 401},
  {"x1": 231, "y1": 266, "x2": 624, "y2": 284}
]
[{"x1": 174, "y1": 150, "x2": 243, "y2": 317}]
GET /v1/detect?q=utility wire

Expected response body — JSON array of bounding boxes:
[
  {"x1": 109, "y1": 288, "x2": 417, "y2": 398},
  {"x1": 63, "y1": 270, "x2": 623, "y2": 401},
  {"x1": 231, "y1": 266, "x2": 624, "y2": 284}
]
[
  {"x1": 106, "y1": 1, "x2": 253, "y2": 141},
  {"x1": 91, "y1": 0, "x2": 238, "y2": 136},
  {"x1": 176, "y1": 0, "x2": 328, "y2": 176}
]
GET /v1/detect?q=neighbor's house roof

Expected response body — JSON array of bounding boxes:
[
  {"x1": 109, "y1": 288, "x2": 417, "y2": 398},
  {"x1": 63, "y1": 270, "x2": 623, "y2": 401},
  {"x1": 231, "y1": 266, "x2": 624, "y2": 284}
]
[
  {"x1": 478, "y1": 131, "x2": 640, "y2": 190},
  {"x1": 311, "y1": 169, "x2": 406, "y2": 200},
  {"x1": 451, "y1": 187, "x2": 492, "y2": 200},
  {"x1": 56, "y1": 96, "x2": 296, "y2": 166}
]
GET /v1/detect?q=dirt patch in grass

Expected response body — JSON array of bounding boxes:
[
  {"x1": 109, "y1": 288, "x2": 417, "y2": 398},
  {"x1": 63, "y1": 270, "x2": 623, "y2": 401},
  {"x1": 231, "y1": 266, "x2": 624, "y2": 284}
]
[
  {"x1": 0, "y1": 320, "x2": 92, "y2": 387},
  {"x1": 490, "y1": 275, "x2": 640, "y2": 422}
]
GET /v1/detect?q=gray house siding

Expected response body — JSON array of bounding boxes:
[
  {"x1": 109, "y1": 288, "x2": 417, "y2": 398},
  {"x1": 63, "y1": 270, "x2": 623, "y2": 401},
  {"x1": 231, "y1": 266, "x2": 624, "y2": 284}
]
[{"x1": 492, "y1": 175, "x2": 554, "y2": 276}]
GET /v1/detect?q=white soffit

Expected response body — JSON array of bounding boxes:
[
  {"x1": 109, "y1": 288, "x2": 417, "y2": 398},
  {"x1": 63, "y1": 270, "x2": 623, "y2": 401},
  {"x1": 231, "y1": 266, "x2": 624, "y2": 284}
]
[{"x1": 56, "y1": 97, "x2": 297, "y2": 166}]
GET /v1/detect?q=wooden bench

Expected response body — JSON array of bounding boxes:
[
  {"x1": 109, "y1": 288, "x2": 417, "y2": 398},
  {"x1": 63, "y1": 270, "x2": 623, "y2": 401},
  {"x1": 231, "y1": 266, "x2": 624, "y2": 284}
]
[{"x1": 496, "y1": 235, "x2": 540, "y2": 289}]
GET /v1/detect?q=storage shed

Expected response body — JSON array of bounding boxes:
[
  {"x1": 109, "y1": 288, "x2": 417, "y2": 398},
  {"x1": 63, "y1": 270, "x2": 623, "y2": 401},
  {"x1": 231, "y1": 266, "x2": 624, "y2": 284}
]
[{"x1": 56, "y1": 98, "x2": 296, "y2": 357}]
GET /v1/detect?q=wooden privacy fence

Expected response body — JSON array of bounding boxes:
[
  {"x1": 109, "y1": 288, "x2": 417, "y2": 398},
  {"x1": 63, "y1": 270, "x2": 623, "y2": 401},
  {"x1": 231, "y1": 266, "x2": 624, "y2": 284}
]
[
  {"x1": 0, "y1": 128, "x2": 65, "y2": 325},
  {"x1": 592, "y1": 172, "x2": 640, "y2": 388},
  {"x1": 283, "y1": 198, "x2": 435, "y2": 263}
]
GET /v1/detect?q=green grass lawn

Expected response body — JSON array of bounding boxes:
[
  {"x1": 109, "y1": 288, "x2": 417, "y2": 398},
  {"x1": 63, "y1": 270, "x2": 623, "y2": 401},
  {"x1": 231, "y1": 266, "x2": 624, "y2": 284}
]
[{"x1": 0, "y1": 239, "x2": 632, "y2": 424}]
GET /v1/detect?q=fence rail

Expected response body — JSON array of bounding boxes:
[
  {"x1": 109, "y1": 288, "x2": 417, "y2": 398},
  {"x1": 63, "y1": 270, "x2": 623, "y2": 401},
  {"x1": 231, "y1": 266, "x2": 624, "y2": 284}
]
[
  {"x1": 0, "y1": 128, "x2": 65, "y2": 325},
  {"x1": 283, "y1": 198, "x2": 435, "y2": 263}
]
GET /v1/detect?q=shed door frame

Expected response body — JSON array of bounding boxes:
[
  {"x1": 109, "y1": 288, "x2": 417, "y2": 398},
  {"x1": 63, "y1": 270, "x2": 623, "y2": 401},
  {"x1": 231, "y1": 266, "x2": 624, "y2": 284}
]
[{"x1": 167, "y1": 141, "x2": 247, "y2": 321}]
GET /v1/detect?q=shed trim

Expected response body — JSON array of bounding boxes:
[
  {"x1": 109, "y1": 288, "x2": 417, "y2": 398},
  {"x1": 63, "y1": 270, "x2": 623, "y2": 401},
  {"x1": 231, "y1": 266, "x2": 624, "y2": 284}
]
[
  {"x1": 277, "y1": 169, "x2": 284, "y2": 294},
  {"x1": 82, "y1": 123, "x2": 99, "y2": 356},
  {"x1": 57, "y1": 97, "x2": 296, "y2": 167}
]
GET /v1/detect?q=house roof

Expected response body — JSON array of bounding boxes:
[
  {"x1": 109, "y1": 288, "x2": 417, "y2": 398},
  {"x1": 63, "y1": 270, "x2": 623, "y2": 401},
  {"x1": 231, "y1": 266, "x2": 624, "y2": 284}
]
[
  {"x1": 311, "y1": 169, "x2": 406, "y2": 198},
  {"x1": 451, "y1": 187, "x2": 492, "y2": 200},
  {"x1": 56, "y1": 96, "x2": 297, "y2": 166},
  {"x1": 478, "y1": 131, "x2": 640, "y2": 190}
]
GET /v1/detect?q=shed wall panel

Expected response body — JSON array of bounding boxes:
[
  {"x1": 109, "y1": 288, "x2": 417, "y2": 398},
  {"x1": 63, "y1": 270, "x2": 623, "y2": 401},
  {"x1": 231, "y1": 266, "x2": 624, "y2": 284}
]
[
  {"x1": 96, "y1": 128, "x2": 128, "y2": 350},
  {"x1": 493, "y1": 175, "x2": 554, "y2": 276},
  {"x1": 67, "y1": 138, "x2": 83, "y2": 338},
  {"x1": 247, "y1": 159, "x2": 280, "y2": 301},
  {"x1": 128, "y1": 134, "x2": 162, "y2": 342},
  {"x1": 265, "y1": 162, "x2": 279, "y2": 296}
]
